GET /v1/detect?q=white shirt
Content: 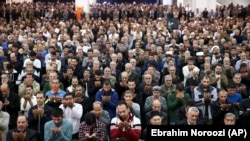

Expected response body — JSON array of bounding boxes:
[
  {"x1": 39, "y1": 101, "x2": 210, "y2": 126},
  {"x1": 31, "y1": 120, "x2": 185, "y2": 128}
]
[
  {"x1": 59, "y1": 103, "x2": 83, "y2": 134},
  {"x1": 20, "y1": 95, "x2": 37, "y2": 117}
]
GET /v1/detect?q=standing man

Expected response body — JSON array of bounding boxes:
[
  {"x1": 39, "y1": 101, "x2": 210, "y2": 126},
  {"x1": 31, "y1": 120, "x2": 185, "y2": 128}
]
[
  {"x1": 59, "y1": 93, "x2": 83, "y2": 140},
  {"x1": 20, "y1": 85, "x2": 37, "y2": 117},
  {"x1": 45, "y1": 78, "x2": 66, "y2": 108},
  {"x1": 44, "y1": 107, "x2": 73, "y2": 141},
  {"x1": 6, "y1": 115, "x2": 38, "y2": 141},
  {"x1": 28, "y1": 91, "x2": 52, "y2": 141},
  {"x1": 110, "y1": 101, "x2": 141, "y2": 141},
  {"x1": 0, "y1": 83, "x2": 20, "y2": 129},
  {"x1": 194, "y1": 75, "x2": 218, "y2": 125},
  {"x1": 95, "y1": 80, "x2": 119, "y2": 119}
]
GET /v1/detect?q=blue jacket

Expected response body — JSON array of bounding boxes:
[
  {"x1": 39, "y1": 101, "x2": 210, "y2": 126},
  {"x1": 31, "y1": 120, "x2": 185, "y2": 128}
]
[{"x1": 95, "y1": 88, "x2": 119, "y2": 119}]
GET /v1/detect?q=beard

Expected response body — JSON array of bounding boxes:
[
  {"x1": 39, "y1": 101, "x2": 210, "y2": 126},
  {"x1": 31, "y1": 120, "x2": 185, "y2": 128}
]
[{"x1": 104, "y1": 89, "x2": 111, "y2": 95}]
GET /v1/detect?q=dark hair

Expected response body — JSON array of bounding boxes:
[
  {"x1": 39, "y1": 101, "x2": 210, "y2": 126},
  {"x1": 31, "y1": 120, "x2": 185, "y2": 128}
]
[
  {"x1": 36, "y1": 91, "x2": 45, "y2": 97},
  {"x1": 51, "y1": 107, "x2": 63, "y2": 117},
  {"x1": 25, "y1": 84, "x2": 33, "y2": 89},
  {"x1": 103, "y1": 80, "x2": 111, "y2": 86},
  {"x1": 85, "y1": 112, "x2": 96, "y2": 125},
  {"x1": 64, "y1": 92, "x2": 74, "y2": 99},
  {"x1": 94, "y1": 69, "x2": 102, "y2": 76},
  {"x1": 117, "y1": 100, "x2": 128, "y2": 108},
  {"x1": 6, "y1": 64, "x2": 13, "y2": 70},
  {"x1": 176, "y1": 83, "x2": 185, "y2": 91},
  {"x1": 29, "y1": 51, "x2": 37, "y2": 57},
  {"x1": 227, "y1": 82, "x2": 236, "y2": 89},
  {"x1": 185, "y1": 99, "x2": 195, "y2": 107}
]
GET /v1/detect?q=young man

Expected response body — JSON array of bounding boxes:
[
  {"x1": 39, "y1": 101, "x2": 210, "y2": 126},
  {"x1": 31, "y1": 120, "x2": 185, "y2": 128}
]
[
  {"x1": 110, "y1": 101, "x2": 141, "y2": 141},
  {"x1": 78, "y1": 112, "x2": 107, "y2": 141},
  {"x1": 28, "y1": 91, "x2": 52, "y2": 141},
  {"x1": 59, "y1": 93, "x2": 82, "y2": 140},
  {"x1": 44, "y1": 107, "x2": 73, "y2": 141}
]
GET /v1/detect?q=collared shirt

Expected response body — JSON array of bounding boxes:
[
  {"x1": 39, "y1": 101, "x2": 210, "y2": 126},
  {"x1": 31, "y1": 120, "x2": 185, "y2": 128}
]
[
  {"x1": 79, "y1": 120, "x2": 106, "y2": 141},
  {"x1": 59, "y1": 103, "x2": 83, "y2": 134},
  {"x1": 20, "y1": 95, "x2": 37, "y2": 117}
]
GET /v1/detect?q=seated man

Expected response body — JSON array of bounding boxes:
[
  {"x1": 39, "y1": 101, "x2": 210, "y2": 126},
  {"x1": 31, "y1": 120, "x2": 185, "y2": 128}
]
[
  {"x1": 45, "y1": 78, "x2": 66, "y2": 108},
  {"x1": 20, "y1": 85, "x2": 37, "y2": 117},
  {"x1": 144, "y1": 86, "x2": 167, "y2": 114},
  {"x1": 95, "y1": 80, "x2": 119, "y2": 119},
  {"x1": 175, "y1": 99, "x2": 204, "y2": 125},
  {"x1": 44, "y1": 107, "x2": 73, "y2": 141},
  {"x1": 121, "y1": 90, "x2": 140, "y2": 118},
  {"x1": 176, "y1": 106, "x2": 205, "y2": 125},
  {"x1": 6, "y1": 115, "x2": 38, "y2": 141},
  {"x1": 110, "y1": 101, "x2": 141, "y2": 141},
  {"x1": 79, "y1": 112, "x2": 107, "y2": 141}
]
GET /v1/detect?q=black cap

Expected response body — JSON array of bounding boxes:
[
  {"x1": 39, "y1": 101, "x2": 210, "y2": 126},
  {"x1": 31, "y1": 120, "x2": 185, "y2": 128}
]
[{"x1": 150, "y1": 111, "x2": 162, "y2": 119}]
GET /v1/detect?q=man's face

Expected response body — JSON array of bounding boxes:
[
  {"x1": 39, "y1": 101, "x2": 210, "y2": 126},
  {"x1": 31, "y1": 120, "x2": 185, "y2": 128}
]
[
  {"x1": 215, "y1": 66, "x2": 222, "y2": 74},
  {"x1": 65, "y1": 95, "x2": 74, "y2": 107},
  {"x1": 75, "y1": 87, "x2": 83, "y2": 96},
  {"x1": 150, "y1": 116, "x2": 162, "y2": 125},
  {"x1": 93, "y1": 104, "x2": 103, "y2": 117},
  {"x1": 52, "y1": 116, "x2": 63, "y2": 127},
  {"x1": 219, "y1": 92, "x2": 227, "y2": 103},
  {"x1": 128, "y1": 82, "x2": 136, "y2": 90},
  {"x1": 0, "y1": 87, "x2": 9, "y2": 97},
  {"x1": 124, "y1": 93, "x2": 133, "y2": 102},
  {"x1": 201, "y1": 78, "x2": 210, "y2": 88},
  {"x1": 36, "y1": 93, "x2": 45, "y2": 105},
  {"x1": 17, "y1": 116, "x2": 28, "y2": 132},
  {"x1": 117, "y1": 105, "x2": 129, "y2": 120},
  {"x1": 187, "y1": 111, "x2": 199, "y2": 124},
  {"x1": 224, "y1": 116, "x2": 236, "y2": 125},
  {"x1": 25, "y1": 87, "x2": 33, "y2": 95},
  {"x1": 233, "y1": 76, "x2": 241, "y2": 84}
]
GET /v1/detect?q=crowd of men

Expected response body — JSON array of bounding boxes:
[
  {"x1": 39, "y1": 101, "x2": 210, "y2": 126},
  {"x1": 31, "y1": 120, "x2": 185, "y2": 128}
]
[{"x1": 0, "y1": 1, "x2": 249, "y2": 141}]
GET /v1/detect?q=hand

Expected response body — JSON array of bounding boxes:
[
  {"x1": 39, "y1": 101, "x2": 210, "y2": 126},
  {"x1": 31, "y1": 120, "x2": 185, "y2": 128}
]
[
  {"x1": 55, "y1": 128, "x2": 62, "y2": 134},
  {"x1": 32, "y1": 109, "x2": 39, "y2": 118},
  {"x1": 204, "y1": 93, "x2": 211, "y2": 101},
  {"x1": 95, "y1": 81, "x2": 101, "y2": 87},
  {"x1": 144, "y1": 85, "x2": 152, "y2": 92},
  {"x1": 38, "y1": 109, "x2": 44, "y2": 117},
  {"x1": 85, "y1": 133, "x2": 90, "y2": 138},
  {"x1": 50, "y1": 96, "x2": 56, "y2": 102},
  {"x1": 126, "y1": 101, "x2": 133, "y2": 108},
  {"x1": 17, "y1": 132, "x2": 26, "y2": 141},
  {"x1": 221, "y1": 103, "x2": 231, "y2": 110},
  {"x1": 54, "y1": 97, "x2": 61, "y2": 102},
  {"x1": 102, "y1": 96, "x2": 110, "y2": 103},
  {"x1": 123, "y1": 121, "x2": 131, "y2": 130},
  {"x1": 24, "y1": 95, "x2": 31, "y2": 101},
  {"x1": 117, "y1": 122, "x2": 124, "y2": 130},
  {"x1": 90, "y1": 133, "x2": 97, "y2": 138},
  {"x1": 12, "y1": 132, "x2": 19, "y2": 141},
  {"x1": 74, "y1": 96, "x2": 82, "y2": 103},
  {"x1": 3, "y1": 101, "x2": 10, "y2": 106},
  {"x1": 176, "y1": 92, "x2": 184, "y2": 99}
]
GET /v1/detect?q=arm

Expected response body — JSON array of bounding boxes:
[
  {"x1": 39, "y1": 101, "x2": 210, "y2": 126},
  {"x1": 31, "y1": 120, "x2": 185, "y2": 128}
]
[
  {"x1": 58, "y1": 122, "x2": 73, "y2": 141},
  {"x1": 160, "y1": 98, "x2": 168, "y2": 113},
  {"x1": 11, "y1": 94, "x2": 20, "y2": 112},
  {"x1": 33, "y1": 82, "x2": 41, "y2": 94},
  {"x1": 167, "y1": 93, "x2": 181, "y2": 110},
  {"x1": 99, "y1": 110, "x2": 110, "y2": 125},
  {"x1": 71, "y1": 104, "x2": 83, "y2": 119},
  {"x1": 110, "y1": 121, "x2": 123, "y2": 139},
  {"x1": 44, "y1": 123, "x2": 54, "y2": 141},
  {"x1": 143, "y1": 98, "x2": 151, "y2": 113},
  {"x1": 126, "y1": 121, "x2": 141, "y2": 140},
  {"x1": 104, "y1": 92, "x2": 118, "y2": 110}
]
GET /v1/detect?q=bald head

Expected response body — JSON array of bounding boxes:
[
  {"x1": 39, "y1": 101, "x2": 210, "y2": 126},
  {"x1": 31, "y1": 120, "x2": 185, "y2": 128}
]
[{"x1": 0, "y1": 83, "x2": 9, "y2": 97}]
